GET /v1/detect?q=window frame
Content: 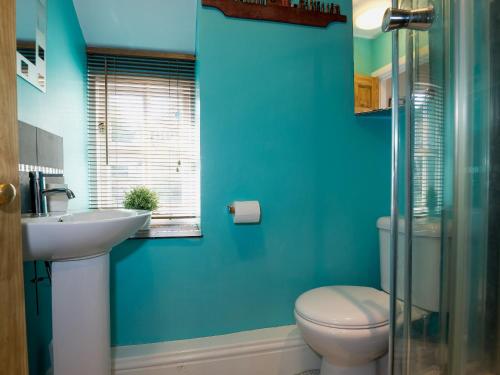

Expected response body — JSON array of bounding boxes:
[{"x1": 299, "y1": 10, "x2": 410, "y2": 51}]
[{"x1": 87, "y1": 49, "x2": 201, "y2": 238}]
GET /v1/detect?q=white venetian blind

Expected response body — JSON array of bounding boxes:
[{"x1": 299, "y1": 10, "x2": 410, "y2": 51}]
[{"x1": 87, "y1": 52, "x2": 199, "y2": 220}]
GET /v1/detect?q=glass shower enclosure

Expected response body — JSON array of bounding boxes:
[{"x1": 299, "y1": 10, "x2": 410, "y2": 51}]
[{"x1": 383, "y1": 0, "x2": 500, "y2": 374}]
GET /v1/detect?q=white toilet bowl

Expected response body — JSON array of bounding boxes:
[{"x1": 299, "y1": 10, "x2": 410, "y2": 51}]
[
  {"x1": 295, "y1": 285, "x2": 389, "y2": 375},
  {"x1": 294, "y1": 217, "x2": 443, "y2": 374}
]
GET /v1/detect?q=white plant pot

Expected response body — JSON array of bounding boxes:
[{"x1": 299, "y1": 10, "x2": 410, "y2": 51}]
[{"x1": 141, "y1": 214, "x2": 152, "y2": 230}]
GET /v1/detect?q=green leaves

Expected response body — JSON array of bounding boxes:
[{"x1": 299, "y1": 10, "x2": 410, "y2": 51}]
[{"x1": 123, "y1": 186, "x2": 159, "y2": 212}]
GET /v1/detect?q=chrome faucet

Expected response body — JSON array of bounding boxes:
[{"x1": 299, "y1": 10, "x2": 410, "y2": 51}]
[
  {"x1": 29, "y1": 171, "x2": 75, "y2": 215},
  {"x1": 42, "y1": 187, "x2": 76, "y2": 199}
]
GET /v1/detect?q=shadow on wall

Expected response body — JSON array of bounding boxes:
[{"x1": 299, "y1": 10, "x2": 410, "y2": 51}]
[{"x1": 227, "y1": 208, "x2": 266, "y2": 261}]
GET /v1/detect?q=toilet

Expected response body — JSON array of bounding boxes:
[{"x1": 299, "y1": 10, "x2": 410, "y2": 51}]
[{"x1": 294, "y1": 217, "x2": 442, "y2": 375}]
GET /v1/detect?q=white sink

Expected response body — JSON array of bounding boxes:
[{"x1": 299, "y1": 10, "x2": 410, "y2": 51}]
[
  {"x1": 22, "y1": 209, "x2": 150, "y2": 261},
  {"x1": 21, "y1": 209, "x2": 150, "y2": 375}
]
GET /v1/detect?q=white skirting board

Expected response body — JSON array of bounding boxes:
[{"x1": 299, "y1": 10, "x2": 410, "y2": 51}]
[{"x1": 112, "y1": 325, "x2": 321, "y2": 375}]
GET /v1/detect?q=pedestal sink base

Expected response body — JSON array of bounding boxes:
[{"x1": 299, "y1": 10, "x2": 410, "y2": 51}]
[
  {"x1": 22, "y1": 209, "x2": 150, "y2": 374},
  {"x1": 52, "y1": 254, "x2": 110, "y2": 375}
]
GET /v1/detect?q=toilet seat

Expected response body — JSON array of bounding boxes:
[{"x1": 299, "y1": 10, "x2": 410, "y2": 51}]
[{"x1": 295, "y1": 285, "x2": 389, "y2": 329}]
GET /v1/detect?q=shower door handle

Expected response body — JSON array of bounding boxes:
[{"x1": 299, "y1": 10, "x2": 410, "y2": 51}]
[{"x1": 382, "y1": 6, "x2": 434, "y2": 32}]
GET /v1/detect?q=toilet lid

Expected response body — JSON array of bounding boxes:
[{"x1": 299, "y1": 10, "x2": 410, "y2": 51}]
[{"x1": 295, "y1": 286, "x2": 389, "y2": 329}]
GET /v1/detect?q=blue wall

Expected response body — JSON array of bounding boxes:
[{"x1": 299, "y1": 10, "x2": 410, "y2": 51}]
[
  {"x1": 354, "y1": 37, "x2": 374, "y2": 75},
  {"x1": 18, "y1": 0, "x2": 87, "y2": 374},
  {"x1": 354, "y1": 33, "x2": 408, "y2": 75},
  {"x1": 17, "y1": 0, "x2": 88, "y2": 210},
  {"x1": 21, "y1": 0, "x2": 392, "y2": 368},
  {"x1": 109, "y1": 0, "x2": 391, "y2": 346}
]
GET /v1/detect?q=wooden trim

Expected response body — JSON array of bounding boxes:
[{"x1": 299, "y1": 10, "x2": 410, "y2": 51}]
[
  {"x1": 87, "y1": 47, "x2": 196, "y2": 61},
  {"x1": 202, "y1": 0, "x2": 347, "y2": 27},
  {"x1": 16, "y1": 41, "x2": 36, "y2": 50},
  {"x1": 0, "y1": 0, "x2": 29, "y2": 374}
]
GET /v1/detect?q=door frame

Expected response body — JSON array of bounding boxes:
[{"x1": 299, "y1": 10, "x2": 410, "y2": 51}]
[{"x1": 0, "y1": 0, "x2": 29, "y2": 373}]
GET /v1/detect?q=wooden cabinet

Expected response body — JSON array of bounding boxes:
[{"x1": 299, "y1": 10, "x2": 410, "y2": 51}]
[{"x1": 354, "y1": 74, "x2": 380, "y2": 113}]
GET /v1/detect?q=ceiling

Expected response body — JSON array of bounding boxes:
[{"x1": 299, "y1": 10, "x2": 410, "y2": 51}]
[
  {"x1": 72, "y1": 0, "x2": 386, "y2": 50},
  {"x1": 352, "y1": 0, "x2": 390, "y2": 39},
  {"x1": 72, "y1": 0, "x2": 197, "y2": 54}
]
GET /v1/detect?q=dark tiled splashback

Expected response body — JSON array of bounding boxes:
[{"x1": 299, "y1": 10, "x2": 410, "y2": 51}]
[
  {"x1": 18, "y1": 121, "x2": 64, "y2": 213},
  {"x1": 19, "y1": 121, "x2": 64, "y2": 169},
  {"x1": 18, "y1": 122, "x2": 38, "y2": 166}
]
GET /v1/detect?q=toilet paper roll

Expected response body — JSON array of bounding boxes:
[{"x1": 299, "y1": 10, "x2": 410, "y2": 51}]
[{"x1": 231, "y1": 201, "x2": 261, "y2": 224}]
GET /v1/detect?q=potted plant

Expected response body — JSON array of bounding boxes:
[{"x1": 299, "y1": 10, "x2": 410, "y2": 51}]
[{"x1": 123, "y1": 186, "x2": 159, "y2": 229}]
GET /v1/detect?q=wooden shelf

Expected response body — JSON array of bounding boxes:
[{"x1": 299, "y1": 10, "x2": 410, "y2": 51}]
[
  {"x1": 355, "y1": 108, "x2": 392, "y2": 118},
  {"x1": 202, "y1": 0, "x2": 347, "y2": 28}
]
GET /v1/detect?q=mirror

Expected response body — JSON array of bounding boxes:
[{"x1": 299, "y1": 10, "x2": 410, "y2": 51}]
[
  {"x1": 352, "y1": 0, "x2": 401, "y2": 114},
  {"x1": 16, "y1": 0, "x2": 46, "y2": 92}
]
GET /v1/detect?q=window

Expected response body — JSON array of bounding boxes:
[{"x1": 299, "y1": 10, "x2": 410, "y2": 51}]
[{"x1": 87, "y1": 51, "x2": 200, "y2": 236}]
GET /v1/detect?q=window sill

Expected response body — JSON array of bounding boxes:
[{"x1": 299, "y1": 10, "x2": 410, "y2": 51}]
[{"x1": 129, "y1": 223, "x2": 202, "y2": 239}]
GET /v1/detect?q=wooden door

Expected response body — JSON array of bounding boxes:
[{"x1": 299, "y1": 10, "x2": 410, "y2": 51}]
[
  {"x1": 354, "y1": 74, "x2": 380, "y2": 113},
  {"x1": 0, "y1": 0, "x2": 29, "y2": 374}
]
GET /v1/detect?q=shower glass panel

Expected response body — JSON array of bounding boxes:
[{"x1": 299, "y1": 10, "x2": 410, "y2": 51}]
[
  {"x1": 389, "y1": 0, "x2": 447, "y2": 374},
  {"x1": 388, "y1": 0, "x2": 500, "y2": 374},
  {"x1": 447, "y1": 0, "x2": 500, "y2": 374}
]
